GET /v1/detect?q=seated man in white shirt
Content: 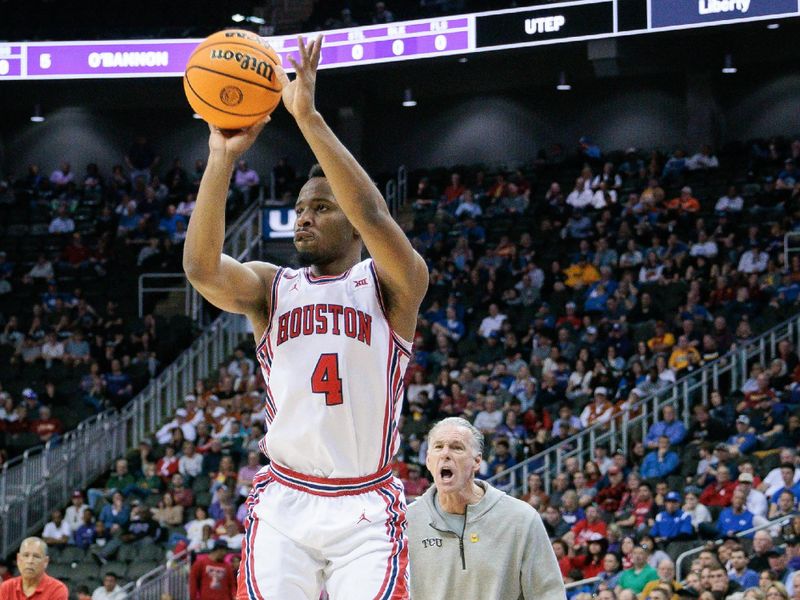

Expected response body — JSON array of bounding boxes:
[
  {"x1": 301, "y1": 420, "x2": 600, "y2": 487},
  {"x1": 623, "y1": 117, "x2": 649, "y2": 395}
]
[
  {"x1": 478, "y1": 303, "x2": 507, "y2": 339},
  {"x1": 42, "y1": 509, "x2": 71, "y2": 548},
  {"x1": 690, "y1": 231, "x2": 718, "y2": 258},
  {"x1": 715, "y1": 185, "x2": 744, "y2": 213}
]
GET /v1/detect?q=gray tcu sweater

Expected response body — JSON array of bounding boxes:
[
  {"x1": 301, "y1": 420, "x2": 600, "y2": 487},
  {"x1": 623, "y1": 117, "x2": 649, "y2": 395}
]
[{"x1": 406, "y1": 480, "x2": 566, "y2": 600}]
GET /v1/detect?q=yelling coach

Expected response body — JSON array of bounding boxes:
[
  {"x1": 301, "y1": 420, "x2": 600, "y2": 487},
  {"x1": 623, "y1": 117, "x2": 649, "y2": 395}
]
[{"x1": 407, "y1": 417, "x2": 566, "y2": 599}]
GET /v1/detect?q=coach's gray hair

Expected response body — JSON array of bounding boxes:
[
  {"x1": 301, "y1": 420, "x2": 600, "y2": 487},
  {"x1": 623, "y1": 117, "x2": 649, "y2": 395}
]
[{"x1": 427, "y1": 417, "x2": 484, "y2": 458}]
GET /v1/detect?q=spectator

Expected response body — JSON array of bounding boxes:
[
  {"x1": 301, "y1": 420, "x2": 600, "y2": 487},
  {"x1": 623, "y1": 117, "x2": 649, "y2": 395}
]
[
  {"x1": 91, "y1": 572, "x2": 125, "y2": 600},
  {"x1": 178, "y1": 441, "x2": 203, "y2": 480},
  {"x1": 737, "y1": 471, "x2": 768, "y2": 518},
  {"x1": 189, "y1": 541, "x2": 236, "y2": 600},
  {"x1": 41, "y1": 510, "x2": 70, "y2": 548},
  {"x1": 72, "y1": 508, "x2": 96, "y2": 550},
  {"x1": 478, "y1": 303, "x2": 506, "y2": 339},
  {"x1": 371, "y1": 1, "x2": 395, "y2": 23},
  {"x1": 713, "y1": 487, "x2": 761, "y2": 538},
  {"x1": 686, "y1": 145, "x2": 719, "y2": 170},
  {"x1": 64, "y1": 490, "x2": 88, "y2": 532},
  {"x1": 233, "y1": 159, "x2": 260, "y2": 204},
  {"x1": 699, "y1": 464, "x2": 737, "y2": 508},
  {"x1": 650, "y1": 491, "x2": 694, "y2": 546},
  {"x1": 739, "y1": 245, "x2": 769, "y2": 274},
  {"x1": 715, "y1": 185, "x2": 744, "y2": 214},
  {"x1": 639, "y1": 559, "x2": 683, "y2": 600},
  {"x1": 729, "y1": 546, "x2": 760, "y2": 589},
  {"x1": 579, "y1": 387, "x2": 614, "y2": 428},
  {"x1": 616, "y1": 544, "x2": 658, "y2": 595},
  {"x1": 48, "y1": 204, "x2": 75, "y2": 234},
  {"x1": 640, "y1": 436, "x2": 679, "y2": 480},
  {"x1": 645, "y1": 404, "x2": 687, "y2": 449}
]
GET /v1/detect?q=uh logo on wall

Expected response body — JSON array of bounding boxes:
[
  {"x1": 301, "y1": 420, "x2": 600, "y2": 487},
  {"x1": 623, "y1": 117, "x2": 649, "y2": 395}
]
[{"x1": 262, "y1": 207, "x2": 297, "y2": 240}]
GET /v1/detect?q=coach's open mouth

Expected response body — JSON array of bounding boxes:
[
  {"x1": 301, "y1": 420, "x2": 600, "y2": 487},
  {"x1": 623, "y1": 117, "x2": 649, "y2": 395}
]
[{"x1": 440, "y1": 467, "x2": 454, "y2": 482}]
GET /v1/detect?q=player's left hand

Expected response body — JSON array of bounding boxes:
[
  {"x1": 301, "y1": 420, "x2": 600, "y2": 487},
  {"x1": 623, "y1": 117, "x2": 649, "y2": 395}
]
[{"x1": 275, "y1": 35, "x2": 322, "y2": 121}]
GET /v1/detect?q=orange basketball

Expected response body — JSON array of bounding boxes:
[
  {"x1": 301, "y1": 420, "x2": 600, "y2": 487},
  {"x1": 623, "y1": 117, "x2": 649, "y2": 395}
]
[{"x1": 183, "y1": 29, "x2": 283, "y2": 129}]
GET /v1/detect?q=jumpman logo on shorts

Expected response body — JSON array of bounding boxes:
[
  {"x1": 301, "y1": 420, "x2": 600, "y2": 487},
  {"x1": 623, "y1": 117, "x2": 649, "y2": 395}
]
[{"x1": 356, "y1": 509, "x2": 371, "y2": 525}]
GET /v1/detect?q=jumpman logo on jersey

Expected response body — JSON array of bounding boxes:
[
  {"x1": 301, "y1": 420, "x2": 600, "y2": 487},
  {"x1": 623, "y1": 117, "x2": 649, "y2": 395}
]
[
  {"x1": 356, "y1": 509, "x2": 371, "y2": 525},
  {"x1": 289, "y1": 281, "x2": 300, "y2": 293}
]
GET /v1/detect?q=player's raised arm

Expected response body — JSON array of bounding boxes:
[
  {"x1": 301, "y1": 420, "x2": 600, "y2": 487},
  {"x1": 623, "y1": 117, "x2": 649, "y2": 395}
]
[
  {"x1": 276, "y1": 36, "x2": 429, "y2": 339},
  {"x1": 182, "y1": 120, "x2": 278, "y2": 333}
]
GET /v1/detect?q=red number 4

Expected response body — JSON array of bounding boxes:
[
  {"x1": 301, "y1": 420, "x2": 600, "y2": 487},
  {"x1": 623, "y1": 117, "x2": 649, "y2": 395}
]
[{"x1": 311, "y1": 353, "x2": 343, "y2": 406}]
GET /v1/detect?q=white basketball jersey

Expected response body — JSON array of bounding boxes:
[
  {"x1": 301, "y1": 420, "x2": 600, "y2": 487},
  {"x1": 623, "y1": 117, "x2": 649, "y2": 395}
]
[{"x1": 255, "y1": 259, "x2": 412, "y2": 478}]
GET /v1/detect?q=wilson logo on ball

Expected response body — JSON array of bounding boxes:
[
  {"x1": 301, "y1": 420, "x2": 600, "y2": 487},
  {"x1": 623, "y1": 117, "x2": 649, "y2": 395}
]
[
  {"x1": 219, "y1": 86, "x2": 244, "y2": 106},
  {"x1": 209, "y1": 49, "x2": 275, "y2": 82}
]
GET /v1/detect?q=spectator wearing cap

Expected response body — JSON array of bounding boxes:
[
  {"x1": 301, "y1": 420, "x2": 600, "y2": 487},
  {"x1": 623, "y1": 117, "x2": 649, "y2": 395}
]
[
  {"x1": 767, "y1": 547, "x2": 790, "y2": 583},
  {"x1": 645, "y1": 405, "x2": 687, "y2": 450},
  {"x1": 727, "y1": 415, "x2": 758, "y2": 456},
  {"x1": 64, "y1": 490, "x2": 88, "y2": 532},
  {"x1": 650, "y1": 492, "x2": 694, "y2": 546},
  {"x1": 640, "y1": 435, "x2": 679, "y2": 480},
  {"x1": 737, "y1": 471, "x2": 768, "y2": 518},
  {"x1": 189, "y1": 540, "x2": 236, "y2": 600},
  {"x1": 579, "y1": 387, "x2": 614, "y2": 428},
  {"x1": 155, "y1": 407, "x2": 197, "y2": 444}
]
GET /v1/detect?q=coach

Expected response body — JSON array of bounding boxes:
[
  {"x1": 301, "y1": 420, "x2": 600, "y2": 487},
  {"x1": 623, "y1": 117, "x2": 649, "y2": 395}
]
[
  {"x1": 407, "y1": 417, "x2": 566, "y2": 599},
  {"x1": 0, "y1": 537, "x2": 68, "y2": 600}
]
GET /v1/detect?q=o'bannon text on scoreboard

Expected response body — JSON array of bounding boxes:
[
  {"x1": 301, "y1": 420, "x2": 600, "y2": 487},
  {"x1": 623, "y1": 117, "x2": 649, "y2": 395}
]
[{"x1": 0, "y1": 0, "x2": 797, "y2": 80}]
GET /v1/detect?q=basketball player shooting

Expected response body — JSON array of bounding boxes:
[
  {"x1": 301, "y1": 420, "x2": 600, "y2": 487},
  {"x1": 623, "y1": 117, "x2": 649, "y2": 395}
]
[{"x1": 183, "y1": 35, "x2": 428, "y2": 600}]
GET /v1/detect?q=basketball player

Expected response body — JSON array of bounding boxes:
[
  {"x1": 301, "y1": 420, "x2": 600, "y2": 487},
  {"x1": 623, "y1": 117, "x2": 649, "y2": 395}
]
[{"x1": 183, "y1": 35, "x2": 428, "y2": 600}]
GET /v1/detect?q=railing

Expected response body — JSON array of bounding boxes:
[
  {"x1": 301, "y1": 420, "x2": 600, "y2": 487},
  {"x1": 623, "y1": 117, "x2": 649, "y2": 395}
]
[
  {"x1": 137, "y1": 273, "x2": 195, "y2": 318},
  {"x1": 488, "y1": 313, "x2": 800, "y2": 497},
  {"x1": 385, "y1": 165, "x2": 408, "y2": 217},
  {"x1": 121, "y1": 550, "x2": 191, "y2": 599},
  {"x1": 675, "y1": 515, "x2": 793, "y2": 579},
  {"x1": 784, "y1": 231, "x2": 800, "y2": 271},
  {"x1": 565, "y1": 576, "x2": 601, "y2": 592},
  {"x1": 0, "y1": 201, "x2": 263, "y2": 559}
]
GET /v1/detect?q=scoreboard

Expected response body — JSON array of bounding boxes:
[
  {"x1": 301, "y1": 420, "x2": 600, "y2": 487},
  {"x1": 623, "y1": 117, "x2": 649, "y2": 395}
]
[{"x1": 0, "y1": 0, "x2": 797, "y2": 80}]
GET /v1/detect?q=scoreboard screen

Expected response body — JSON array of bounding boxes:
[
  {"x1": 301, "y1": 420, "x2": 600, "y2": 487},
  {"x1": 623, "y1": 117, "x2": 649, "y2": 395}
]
[{"x1": 0, "y1": 0, "x2": 797, "y2": 80}]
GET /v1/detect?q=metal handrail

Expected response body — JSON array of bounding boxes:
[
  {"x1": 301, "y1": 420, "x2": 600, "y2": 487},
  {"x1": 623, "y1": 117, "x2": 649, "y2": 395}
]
[
  {"x1": 675, "y1": 514, "x2": 794, "y2": 579},
  {"x1": 0, "y1": 200, "x2": 263, "y2": 559},
  {"x1": 565, "y1": 576, "x2": 602, "y2": 591},
  {"x1": 487, "y1": 312, "x2": 800, "y2": 496}
]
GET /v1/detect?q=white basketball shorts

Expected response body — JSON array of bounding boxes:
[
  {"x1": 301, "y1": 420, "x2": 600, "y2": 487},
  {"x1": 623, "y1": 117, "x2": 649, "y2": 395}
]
[{"x1": 236, "y1": 462, "x2": 409, "y2": 600}]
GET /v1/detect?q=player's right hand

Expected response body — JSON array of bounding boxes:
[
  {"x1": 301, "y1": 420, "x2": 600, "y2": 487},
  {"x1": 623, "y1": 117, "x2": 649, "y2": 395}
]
[{"x1": 208, "y1": 117, "x2": 270, "y2": 163}]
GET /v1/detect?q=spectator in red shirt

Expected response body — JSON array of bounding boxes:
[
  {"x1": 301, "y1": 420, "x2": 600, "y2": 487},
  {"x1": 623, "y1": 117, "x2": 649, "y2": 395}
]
[
  {"x1": 60, "y1": 233, "x2": 94, "y2": 272},
  {"x1": 401, "y1": 463, "x2": 430, "y2": 502},
  {"x1": 699, "y1": 464, "x2": 737, "y2": 507},
  {"x1": 570, "y1": 505, "x2": 608, "y2": 551},
  {"x1": 156, "y1": 446, "x2": 180, "y2": 482},
  {"x1": 0, "y1": 559, "x2": 11, "y2": 582},
  {"x1": 169, "y1": 473, "x2": 195, "y2": 508},
  {"x1": 595, "y1": 465, "x2": 626, "y2": 513},
  {"x1": 29, "y1": 406, "x2": 62, "y2": 444},
  {"x1": 0, "y1": 537, "x2": 67, "y2": 600},
  {"x1": 190, "y1": 541, "x2": 236, "y2": 600},
  {"x1": 442, "y1": 172, "x2": 465, "y2": 206}
]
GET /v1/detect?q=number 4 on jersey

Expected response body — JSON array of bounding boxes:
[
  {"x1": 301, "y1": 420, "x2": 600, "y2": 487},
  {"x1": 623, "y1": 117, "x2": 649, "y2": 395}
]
[{"x1": 311, "y1": 353, "x2": 343, "y2": 406}]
